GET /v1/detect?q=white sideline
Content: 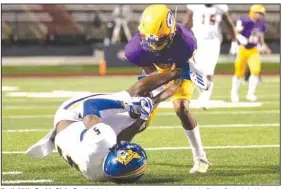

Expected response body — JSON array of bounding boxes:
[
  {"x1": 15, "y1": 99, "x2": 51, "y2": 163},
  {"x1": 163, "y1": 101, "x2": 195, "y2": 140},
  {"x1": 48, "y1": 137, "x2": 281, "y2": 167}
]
[
  {"x1": 2, "y1": 123, "x2": 280, "y2": 133},
  {"x1": 145, "y1": 144, "x2": 280, "y2": 151},
  {"x1": 2, "y1": 171, "x2": 22, "y2": 175},
  {"x1": 3, "y1": 129, "x2": 50, "y2": 132},
  {"x1": 3, "y1": 115, "x2": 53, "y2": 119},
  {"x1": 2, "y1": 144, "x2": 280, "y2": 155},
  {"x1": 2, "y1": 179, "x2": 53, "y2": 184},
  {"x1": 2, "y1": 110, "x2": 280, "y2": 119},
  {"x1": 3, "y1": 106, "x2": 58, "y2": 110},
  {"x1": 148, "y1": 123, "x2": 280, "y2": 129},
  {"x1": 158, "y1": 110, "x2": 279, "y2": 115}
]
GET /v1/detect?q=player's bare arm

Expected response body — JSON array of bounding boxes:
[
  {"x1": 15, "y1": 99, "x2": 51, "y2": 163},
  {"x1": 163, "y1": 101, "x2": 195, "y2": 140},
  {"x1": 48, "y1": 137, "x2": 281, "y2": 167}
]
[
  {"x1": 117, "y1": 119, "x2": 145, "y2": 142},
  {"x1": 183, "y1": 8, "x2": 193, "y2": 28},
  {"x1": 127, "y1": 67, "x2": 182, "y2": 97},
  {"x1": 260, "y1": 34, "x2": 272, "y2": 55},
  {"x1": 142, "y1": 65, "x2": 157, "y2": 74},
  {"x1": 56, "y1": 98, "x2": 149, "y2": 135},
  {"x1": 117, "y1": 80, "x2": 180, "y2": 142},
  {"x1": 152, "y1": 79, "x2": 181, "y2": 104},
  {"x1": 223, "y1": 11, "x2": 237, "y2": 41}
]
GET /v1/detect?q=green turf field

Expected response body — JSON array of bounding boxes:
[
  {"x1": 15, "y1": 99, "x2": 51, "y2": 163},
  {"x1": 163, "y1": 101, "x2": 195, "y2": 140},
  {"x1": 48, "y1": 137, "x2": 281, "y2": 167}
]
[{"x1": 2, "y1": 75, "x2": 281, "y2": 185}]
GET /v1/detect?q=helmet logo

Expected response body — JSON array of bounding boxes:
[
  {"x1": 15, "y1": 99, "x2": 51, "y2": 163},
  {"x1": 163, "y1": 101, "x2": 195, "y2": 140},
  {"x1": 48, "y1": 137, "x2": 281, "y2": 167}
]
[
  {"x1": 113, "y1": 149, "x2": 141, "y2": 165},
  {"x1": 166, "y1": 11, "x2": 174, "y2": 28}
]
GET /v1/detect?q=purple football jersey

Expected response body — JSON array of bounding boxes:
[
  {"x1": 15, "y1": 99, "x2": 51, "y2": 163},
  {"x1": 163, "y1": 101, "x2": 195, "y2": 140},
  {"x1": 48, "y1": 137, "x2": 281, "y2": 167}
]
[
  {"x1": 125, "y1": 23, "x2": 197, "y2": 68},
  {"x1": 240, "y1": 17, "x2": 267, "y2": 49}
]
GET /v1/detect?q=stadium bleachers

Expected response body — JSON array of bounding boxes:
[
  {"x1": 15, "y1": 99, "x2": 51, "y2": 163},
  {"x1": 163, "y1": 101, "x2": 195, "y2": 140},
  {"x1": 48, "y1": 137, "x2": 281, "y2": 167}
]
[{"x1": 2, "y1": 4, "x2": 280, "y2": 41}]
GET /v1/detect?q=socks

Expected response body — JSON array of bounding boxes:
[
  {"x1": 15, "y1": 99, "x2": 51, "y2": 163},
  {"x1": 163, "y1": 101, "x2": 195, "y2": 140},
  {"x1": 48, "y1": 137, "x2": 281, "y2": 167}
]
[
  {"x1": 248, "y1": 75, "x2": 259, "y2": 96},
  {"x1": 184, "y1": 125, "x2": 205, "y2": 161},
  {"x1": 231, "y1": 75, "x2": 241, "y2": 94}
]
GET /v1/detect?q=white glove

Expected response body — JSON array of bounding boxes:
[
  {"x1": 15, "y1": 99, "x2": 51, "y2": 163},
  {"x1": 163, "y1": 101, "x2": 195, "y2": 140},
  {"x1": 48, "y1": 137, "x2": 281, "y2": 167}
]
[
  {"x1": 237, "y1": 34, "x2": 248, "y2": 45},
  {"x1": 124, "y1": 97, "x2": 153, "y2": 120},
  {"x1": 139, "y1": 97, "x2": 153, "y2": 120},
  {"x1": 229, "y1": 41, "x2": 239, "y2": 56}
]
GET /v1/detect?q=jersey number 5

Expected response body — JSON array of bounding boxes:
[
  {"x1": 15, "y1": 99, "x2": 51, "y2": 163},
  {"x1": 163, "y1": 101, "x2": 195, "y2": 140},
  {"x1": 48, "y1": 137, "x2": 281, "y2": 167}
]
[{"x1": 94, "y1": 127, "x2": 101, "y2": 135}]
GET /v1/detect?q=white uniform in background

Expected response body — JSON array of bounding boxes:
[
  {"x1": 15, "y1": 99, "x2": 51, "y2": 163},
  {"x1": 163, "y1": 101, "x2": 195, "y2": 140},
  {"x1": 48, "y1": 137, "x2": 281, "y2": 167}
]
[
  {"x1": 26, "y1": 91, "x2": 142, "y2": 181},
  {"x1": 187, "y1": 4, "x2": 229, "y2": 105}
]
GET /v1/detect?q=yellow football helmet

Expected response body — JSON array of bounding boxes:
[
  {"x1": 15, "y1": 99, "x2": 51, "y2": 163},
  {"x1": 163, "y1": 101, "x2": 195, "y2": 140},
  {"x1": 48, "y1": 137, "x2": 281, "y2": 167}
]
[
  {"x1": 138, "y1": 5, "x2": 176, "y2": 52},
  {"x1": 249, "y1": 4, "x2": 266, "y2": 18}
]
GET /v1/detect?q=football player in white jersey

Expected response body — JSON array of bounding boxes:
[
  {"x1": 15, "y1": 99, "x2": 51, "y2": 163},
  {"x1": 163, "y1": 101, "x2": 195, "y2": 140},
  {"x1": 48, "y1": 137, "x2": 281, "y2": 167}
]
[
  {"x1": 183, "y1": 4, "x2": 237, "y2": 108},
  {"x1": 26, "y1": 68, "x2": 183, "y2": 182}
]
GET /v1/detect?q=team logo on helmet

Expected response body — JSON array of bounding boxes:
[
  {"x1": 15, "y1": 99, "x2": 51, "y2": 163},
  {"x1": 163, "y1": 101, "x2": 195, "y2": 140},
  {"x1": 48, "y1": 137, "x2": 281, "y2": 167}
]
[
  {"x1": 166, "y1": 11, "x2": 174, "y2": 28},
  {"x1": 113, "y1": 149, "x2": 141, "y2": 165}
]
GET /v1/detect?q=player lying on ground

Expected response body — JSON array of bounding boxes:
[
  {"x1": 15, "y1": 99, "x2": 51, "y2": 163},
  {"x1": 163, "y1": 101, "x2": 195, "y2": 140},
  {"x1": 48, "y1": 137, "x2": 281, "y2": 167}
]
[
  {"x1": 125, "y1": 4, "x2": 211, "y2": 174},
  {"x1": 183, "y1": 4, "x2": 237, "y2": 109},
  {"x1": 230, "y1": 4, "x2": 271, "y2": 102},
  {"x1": 26, "y1": 68, "x2": 185, "y2": 182}
]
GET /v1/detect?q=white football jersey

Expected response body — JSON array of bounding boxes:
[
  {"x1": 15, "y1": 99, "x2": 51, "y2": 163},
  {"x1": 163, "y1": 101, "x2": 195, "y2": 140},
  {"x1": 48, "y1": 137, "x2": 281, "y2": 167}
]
[
  {"x1": 54, "y1": 91, "x2": 136, "y2": 135},
  {"x1": 27, "y1": 91, "x2": 136, "y2": 181},
  {"x1": 54, "y1": 122, "x2": 116, "y2": 181},
  {"x1": 187, "y1": 4, "x2": 228, "y2": 41}
]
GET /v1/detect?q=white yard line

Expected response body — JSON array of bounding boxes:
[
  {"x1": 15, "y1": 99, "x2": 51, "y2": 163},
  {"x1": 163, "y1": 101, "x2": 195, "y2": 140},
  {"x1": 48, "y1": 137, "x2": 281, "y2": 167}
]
[
  {"x1": 3, "y1": 106, "x2": 58, "y2": 110},
  {"x1": 3, "y1": 115, "x2": 53, "y2": 119},
  {"x1": 2, "y1": 171, "x2": 22, "y2": 175},
  {"x1": 3, "y1": 98, "x2": 66, "y2": 102},
  {"x1": 213, "y1": 95, "x2": 279, "y2": 99},
  {"x1": 2, "y1": 86, "x2": 19, "y2": 92},
  {"x1": 148, "y1": 123, "x2": 280, "y2": 129},
  {"x1": 2, "y1": 100, "x2": 280, "y2": 109},
  {"x1": 2, "y1": 179, "x2": 53, "y2": 184},
  {"x1": 2, "y1": 110, "x2": 280, "y2": 119},
  {"x1": 2, "y1": 144, "x2": 280, "y2": 155},
  {"x1": 145, "y1": 144, "x2": 280, "y2": 151},
  {"x1": 158, "y1": 110, "x2": 279, "y2": 115},
  {"x1": 3, "y1": 129, "x2": 50, "y2": 133},
  {"x1": 2, "y1": 123, "x2": 280, "y2": 133}
]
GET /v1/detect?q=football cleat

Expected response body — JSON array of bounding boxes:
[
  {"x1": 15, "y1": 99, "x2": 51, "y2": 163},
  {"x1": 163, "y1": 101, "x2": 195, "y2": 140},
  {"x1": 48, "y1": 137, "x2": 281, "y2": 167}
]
[
  {"x1": 189, "y1": 153, "x2": 211, "y2": 174},
  {"x1": 246, "y1": 94, "x2": 257, "y2": 102}
]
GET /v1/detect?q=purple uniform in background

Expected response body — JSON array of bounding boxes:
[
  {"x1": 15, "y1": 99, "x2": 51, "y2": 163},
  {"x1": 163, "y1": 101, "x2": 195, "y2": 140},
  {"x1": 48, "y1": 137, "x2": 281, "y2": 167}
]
[
  {"x1": 125, "y1": 23, "x2": 197, "y2": 68},
  {"x1": 239, "y1": 17, "x2": 267, "y2": 49}
]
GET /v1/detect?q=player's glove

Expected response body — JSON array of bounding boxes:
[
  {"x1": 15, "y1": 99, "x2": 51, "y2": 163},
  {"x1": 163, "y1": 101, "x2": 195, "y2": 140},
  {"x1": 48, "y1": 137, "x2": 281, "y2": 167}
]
[
  {"x1": 237, "y1": 34, "x2": 248, "y2": 45},
  {"x1": 139, "y1": 97, "x2": 153, "y2": 120},
  {"x1": 124, "y1": 97, "x2": 153, "y2": 119},
  {"x1": 229, "y1": 41, "x2": 239, "y2": 56}
]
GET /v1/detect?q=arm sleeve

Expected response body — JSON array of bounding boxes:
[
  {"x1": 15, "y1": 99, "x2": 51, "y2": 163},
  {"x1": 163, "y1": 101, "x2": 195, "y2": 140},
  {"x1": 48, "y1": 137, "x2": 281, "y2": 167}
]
[
  {"x1": 83, "y1": 98, "x2": 125, "y2": 118},
  {"x1": 125, "y1": 49, "x2": 152, "y2": 67},
  {"x1": 124, "y1": 33, "x2": 153, "y2": 67}
]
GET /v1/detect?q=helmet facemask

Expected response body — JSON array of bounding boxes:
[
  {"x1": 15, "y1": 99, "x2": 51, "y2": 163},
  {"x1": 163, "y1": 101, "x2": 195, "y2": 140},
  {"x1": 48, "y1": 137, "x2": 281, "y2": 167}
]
[
  {"x1": 140, "y1": 32, "x2": 175, "y2": 52},
  {"x1": 138, "y1": 5, "x2": 176, "y2": 53}
]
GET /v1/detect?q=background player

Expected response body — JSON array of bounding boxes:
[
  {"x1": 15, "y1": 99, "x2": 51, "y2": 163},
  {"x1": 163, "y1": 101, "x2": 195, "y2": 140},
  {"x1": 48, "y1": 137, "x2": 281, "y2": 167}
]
[
  {"x1": 125, "y1": 4, "x2": 210, "y2": 174},
  {"x1": 183, "y1": 4, "x2": 237, "y2": 108},
  {"x1": 231, "y1": 4, "x2": 271, "y2": 102}
]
